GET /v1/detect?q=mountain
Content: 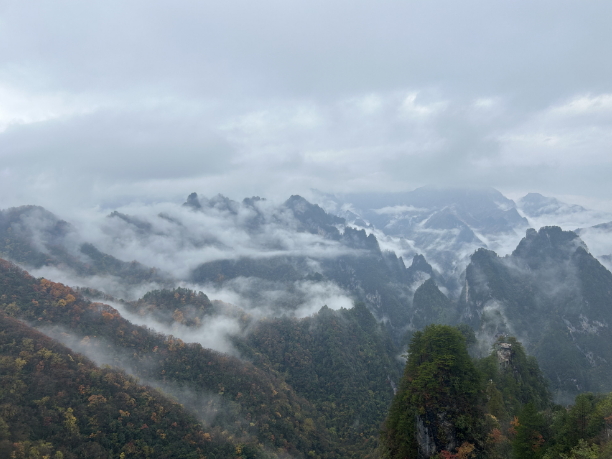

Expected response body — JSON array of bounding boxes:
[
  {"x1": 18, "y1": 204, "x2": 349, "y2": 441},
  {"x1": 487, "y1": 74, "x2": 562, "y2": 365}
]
[
  {"x1": 0, "y1": 198, "x2": 453, "y2": 340},
  {"x1": 234, "y1": 302, "x2": 403, "y2": 448},
  {"x1": 0, "y1": 259, "x2": 340, "y2": 457},
  {"x1": 380, "y1": 324, "x2": 612, "y2": 459},
  {"x1": 459, "y1": 226, "x2": 612, "y2": 403},
  {"x1": 379, "y1": 325, "x2": 484, "y2": 459},
  {"x1": 516, "y1": 193, "x2": 612, "y2": 267},
  {"x1": 6, "y1": 191, "x2": 612, "y2": 457},
  {"x1": 575, "y1": 220, "x2": 612, "y2": 271},
  {"x1": 409, "y1": 278, "x2": 455, "y2": 332},
  {"x1": 284, "y1": 195, "x2": 345, "y2": 239},
  {"x1": 322, "y1": 186, "x2": 530, "y2": 283},
  {"x1": 0, "y1": 313, "x2": 262, "y2": 459},
  {"x1": 518, "y1": 192, "x2": 587, "y2": 218},
  {"x1": 0, "y1": 257, "x2": 406, "y2": 457},
  {"x1": 379, "y1": 325, "x2": 553, "y2": 459},
  {"x1": 0, "y1": 205, "x2": 169, "y2": 289}
]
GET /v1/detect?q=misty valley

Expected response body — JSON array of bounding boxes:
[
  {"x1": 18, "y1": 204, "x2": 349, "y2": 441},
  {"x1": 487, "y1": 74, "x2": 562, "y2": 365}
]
[{"x1": 3, "y1": 187, "x2": 612, "y2": 459}]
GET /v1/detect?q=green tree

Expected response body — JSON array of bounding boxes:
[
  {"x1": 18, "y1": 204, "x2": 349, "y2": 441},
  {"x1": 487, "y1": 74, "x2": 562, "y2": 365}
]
[
  {"x1": 379, "y1": 325, "x2": 483, "y2": 458},
  {"x1": 512, "y1": 403, "x2": 546, "y2": 459},
  {"x1": 560, "y1": 439, "x2": 599, "y2": 459}
]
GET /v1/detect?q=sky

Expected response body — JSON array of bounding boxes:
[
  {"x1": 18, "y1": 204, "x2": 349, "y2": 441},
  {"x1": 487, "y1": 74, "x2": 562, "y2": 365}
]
[{"x1": 1, "y1": 0, "x2": 612, "y2": 212}]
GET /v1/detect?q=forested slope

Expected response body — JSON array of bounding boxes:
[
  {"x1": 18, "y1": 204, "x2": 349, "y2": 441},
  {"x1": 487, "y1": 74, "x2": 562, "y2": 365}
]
[
  {"x1": 234, "y1": 302, "x2": 403, "y2": 449},
  {"x1": 0, "y1": 314, "x2": 263, "y2": 459},
  {"x1": 0, "y1": 258, "x2": 340, "y2": 458},
  {"x1": 0, "y1": 257, "x2": 405, "y2": 458},
  {"x1": 85, "y1": 286, "x2": 403, "y2": 457},
  {"x1": 381, "y1": 324, "x2": 612, "y2": 459}
]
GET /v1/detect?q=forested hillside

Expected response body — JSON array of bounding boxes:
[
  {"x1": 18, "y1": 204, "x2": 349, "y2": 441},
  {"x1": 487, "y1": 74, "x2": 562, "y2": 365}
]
[
  {"x1": 0, "y1": 314, "x2": 265, "y2": 459},
  {"x1": 0, "y1": 258, "x2": 402, "y2": 457},
  {"x1": 0, "y1": 259, "x2": 339, "y2": 457},
  {"x1": 234, "y1": 302, "x2": 403, "y2": 446},
  {"x1": 4, "y1": 194, "x2": 612, "y2": 458},
  {"x1": 380, "y1": 325, "x2": 612, "y2": 459}
]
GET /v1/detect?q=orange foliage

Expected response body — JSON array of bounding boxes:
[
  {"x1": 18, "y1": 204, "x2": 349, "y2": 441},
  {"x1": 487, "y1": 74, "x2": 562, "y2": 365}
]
[
  {"x1": 508, "y1": 416, "x2": 519, "y2": 436},
  {"x1": 489, "y1": 428, "x2": 505, "y2": 444},
  {"x1": 457, "y1": 442, "x2": 475, "y2": 459},
  {"x1": 40, "y1": 279, "x2": 74, "y2": 304},
  {"x1": 531, "y1": 433, "x2": 545, "y2": 451},
  {"x1": 102, "y1": 311, "x2": 114, "y2": 321}
]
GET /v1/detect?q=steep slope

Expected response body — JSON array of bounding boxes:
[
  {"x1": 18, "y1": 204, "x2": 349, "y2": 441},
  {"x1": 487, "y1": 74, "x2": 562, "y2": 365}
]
[
  {"x1": 84, "y1": 287, "x2": 403, "y2": 457},
  {"x1": 380, "y1": 327, "x2": 552, "y2": 459},
  {"x1": 379, "y1": 325, "x2": 484, "y2": 459},
  {"x1": 459, "y1": 226, "x2": 612, "y2": 402},
  {"x1": 410, "y1": 278, "x2": 455, "y2": 331},
  {"x1": 0, "y1": 258, "x2": 341, "y2": 458},
  {"x1": 0, "y1": 314, "x2": 264, "y2": 459},
  {"x1": 0, "y1": 205, "x2": 168, "y2": 287},
  {"x1": 234, "y1": 302, "x2": 403, "y2": 452},
  {"x1": 284, "y1": 195, "x2": 345, "y2": 240}
]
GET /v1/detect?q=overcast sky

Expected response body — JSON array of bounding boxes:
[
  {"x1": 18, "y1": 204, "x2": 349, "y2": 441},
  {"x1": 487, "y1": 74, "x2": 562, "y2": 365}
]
[{"x1": 1, "y1": 0, "x2": 612, "y2": 212}]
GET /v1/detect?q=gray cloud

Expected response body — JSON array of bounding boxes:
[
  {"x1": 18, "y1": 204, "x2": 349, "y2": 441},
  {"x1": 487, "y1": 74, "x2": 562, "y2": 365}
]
[{"x1": 1, "y1": 1, "x2": 612, "y2": 210}]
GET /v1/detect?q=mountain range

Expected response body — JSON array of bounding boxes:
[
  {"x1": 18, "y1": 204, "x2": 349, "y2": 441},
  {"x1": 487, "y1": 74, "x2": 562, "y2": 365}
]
[{"x1": 2, "y1": 186, "x2": 612, "y2": 457}]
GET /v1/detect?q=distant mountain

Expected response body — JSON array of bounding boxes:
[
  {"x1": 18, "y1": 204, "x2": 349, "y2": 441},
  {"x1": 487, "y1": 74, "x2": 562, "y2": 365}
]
[
  {"x1": 0, "y1": 205, "x2": 169, "y2": 288},
  {"x1": 575, "y1": 221, "x2": 612, "y2": 269},
  {"x1": 284, "y1": 195, "x2": 345, "y2": 239},
  {"x1": 515, "y1": 192, "x2": 612, "y2": 260},
  {"x1": 336, "y1": 186, "x2": 527, "y2": 235},
  {"x1": 518, "y1": 192, "x2": 587, "y2": 217},
  {"x1": 319, "y1": 186, "x2": 529, "y2": 283},
  {"x1": 4, "y1": 189, "x2": 612, "y2": 358},
  {"x1": 459, "y1": 226, "x2": 612, "y2": 402},
  {"x1": 580, "y1": 221, "x2": 612, "y2": 232},
  {"x1": 0, "y1": 197, "x2": 452, "y2": 339}
]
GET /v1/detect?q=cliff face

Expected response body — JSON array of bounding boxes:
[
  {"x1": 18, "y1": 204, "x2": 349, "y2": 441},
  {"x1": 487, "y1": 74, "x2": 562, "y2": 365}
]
[
  {"x1": 416, "y1": 410, "x2": 458, "y2": 458},
  {"x1": 497, "y1": 342, "x2": 512, "y2": 369}
]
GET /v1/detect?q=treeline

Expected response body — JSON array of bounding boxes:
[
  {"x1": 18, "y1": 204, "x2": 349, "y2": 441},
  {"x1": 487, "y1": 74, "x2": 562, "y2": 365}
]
[{"x1": 380, "y1": 324, "x2": 612, "y2": 459}]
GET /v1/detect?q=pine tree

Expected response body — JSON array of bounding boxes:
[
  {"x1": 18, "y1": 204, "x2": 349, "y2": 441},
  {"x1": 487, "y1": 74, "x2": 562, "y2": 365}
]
[{"x1": 512, "y1": 403, "x2": 546, "y2": 459}]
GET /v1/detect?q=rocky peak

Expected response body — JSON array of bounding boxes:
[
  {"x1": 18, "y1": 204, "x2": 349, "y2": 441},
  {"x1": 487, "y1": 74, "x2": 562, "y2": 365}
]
[
  {"x1": 496, "y1": 342, "x2": 512, "y2": 370},
  {"x1": 512, "y1": 226, "x2": 587, "y2": 269},
  {"x1": 183, "y1": 192, "x2": 202, "y2": 209}
]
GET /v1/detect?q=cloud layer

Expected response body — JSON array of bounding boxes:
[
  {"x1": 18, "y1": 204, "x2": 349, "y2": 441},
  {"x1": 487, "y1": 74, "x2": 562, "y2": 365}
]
[{"x1": 1, "y1": 1, "x2": 612, "y2": 210}]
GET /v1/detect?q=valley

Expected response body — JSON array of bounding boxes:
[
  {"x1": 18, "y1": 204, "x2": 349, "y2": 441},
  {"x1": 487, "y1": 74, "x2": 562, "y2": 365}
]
[{"x1": 2, "y1": 187, "x2": 612, "y2": 458}]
